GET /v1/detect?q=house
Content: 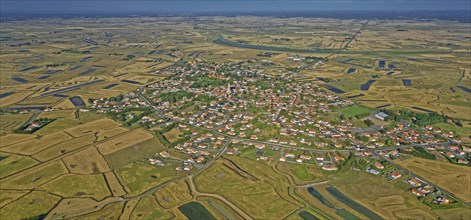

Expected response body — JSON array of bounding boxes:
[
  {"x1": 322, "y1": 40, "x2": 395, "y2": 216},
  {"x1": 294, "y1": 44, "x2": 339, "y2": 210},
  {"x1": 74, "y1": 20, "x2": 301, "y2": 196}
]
[
  {"x1": 279, "y1": 156, "x2": 286, "y2": 162},
  {"x1": 407, "y1": 179, "x2": 422, "y2": 187},
  {"x1": 390, "y1": 171, "x2": 402, "y2": 179},
  {"x1": 322, "y1": 165, "x2": 338, "y2": 171},
  {"x1": 159, "y1": 151, "x2": 170, "y2": 158},
  {"x1": 196, "y1": 156, "x2": 205, "y2": 163},
  {"x1": 285, "y1": 153, "x2": 296, "y2": 158},
  {"x1": 373, "y1": 162, "x2": 384, "y2": 169},
  {"x1": 260, "y1": 156, "x2": 268, "y2": 161},
  {"x1": 367, "y1": 168, "x2": 380, "y2": 175},
  {"x1": 299, "y1": 155, "x2": 311, "y2": 160},
  {"x1": 375, "y1": 112, "x2": 389, "y2": 121},
  {"x1": 411, "y1": 189, "x2": 425, "y2": 197}
]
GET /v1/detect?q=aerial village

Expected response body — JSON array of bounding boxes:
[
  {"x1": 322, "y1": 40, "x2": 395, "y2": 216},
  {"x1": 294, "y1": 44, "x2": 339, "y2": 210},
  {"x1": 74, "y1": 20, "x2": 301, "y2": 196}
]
[{"x1": 83, "y1": 60, "x2": 469, "y2": 205}]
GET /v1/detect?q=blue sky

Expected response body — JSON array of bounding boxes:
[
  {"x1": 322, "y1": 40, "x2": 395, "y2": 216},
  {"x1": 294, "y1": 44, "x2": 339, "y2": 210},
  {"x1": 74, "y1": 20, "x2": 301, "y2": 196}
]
[{"x1": 1, "y1": 0, "x2": 470, "y2": 13}]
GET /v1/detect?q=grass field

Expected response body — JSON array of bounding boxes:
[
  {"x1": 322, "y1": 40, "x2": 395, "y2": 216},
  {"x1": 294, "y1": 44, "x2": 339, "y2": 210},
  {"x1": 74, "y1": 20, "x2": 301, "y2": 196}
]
[
  {"x1": 340, "y1": 105, "x2": 373, "y2": 118},
  {"x1": 0, "y1": 190, "x2": 29, "y2": 208},
  {"x1": 396, "y1": 157, "x2": 471, "y2": 203}
]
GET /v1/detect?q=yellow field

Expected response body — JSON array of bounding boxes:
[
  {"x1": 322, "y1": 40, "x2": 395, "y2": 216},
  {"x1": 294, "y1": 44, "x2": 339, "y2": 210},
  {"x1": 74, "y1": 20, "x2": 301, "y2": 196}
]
[
  {"x1": 65, "y1": 118, "x2": 122, "y2": 137},
  {"x1": 1, "y1": 131, "x2": 72, "y2": 155},
  {"x1": 63, "y1": 147, "x2": 111, "y2": 174},
  {"x1": 96, "y1": 129, "x2": 154, "y2": 155},
  {"x1": 32, "y1": 133, "x2": 96, "y2": 161},
  {"x1": 0, "y1": 134, "x2": 37, "y2": 148},
  {"x1": 396, "y1": 157, "x2": 471, "y2": 203}
]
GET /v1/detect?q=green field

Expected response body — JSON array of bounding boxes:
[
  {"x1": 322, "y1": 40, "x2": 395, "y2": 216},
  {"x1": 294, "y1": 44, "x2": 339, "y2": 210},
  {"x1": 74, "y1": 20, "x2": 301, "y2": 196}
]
[{"x1": 340, "y1": 105, "x2": 373, "y2": 118}]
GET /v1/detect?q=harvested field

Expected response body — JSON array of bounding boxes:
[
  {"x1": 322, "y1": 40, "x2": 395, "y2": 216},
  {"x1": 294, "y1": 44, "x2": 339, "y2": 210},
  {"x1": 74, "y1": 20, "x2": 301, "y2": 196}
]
[
  {"x1": 32, "y1": 133, "x2": 96, "y2": 161},
  {"x1": 96, "y1": 129, "x2": 154, "y2": 155},
  {"x1": 95, "y1": 127, "x2": 129, "y2": 142},
  {"x1": 65, "y1": 118, "x2": 121, "y2": 137},
  {"x1": 0, "y1": 134, "x2": 37, "y2": 148},
  {"x1": 1, "y1": 131, "x2": 72, "y2": 155},
  {"x1": 63, "y1": 147, "x2": 110, "y2": 174}
]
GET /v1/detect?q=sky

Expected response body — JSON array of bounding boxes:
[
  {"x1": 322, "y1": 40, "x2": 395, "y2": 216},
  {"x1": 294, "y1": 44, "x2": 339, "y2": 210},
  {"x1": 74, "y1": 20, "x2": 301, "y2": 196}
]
[{"x1": 1, "y1": 0, "x2": 470, "y2": 14}]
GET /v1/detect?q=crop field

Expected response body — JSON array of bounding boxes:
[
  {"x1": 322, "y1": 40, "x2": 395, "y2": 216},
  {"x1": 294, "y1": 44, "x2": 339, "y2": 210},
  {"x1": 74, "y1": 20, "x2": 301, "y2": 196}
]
[
  {"x1": 194, "y1": 156, "x2": 301, "y2": 219},
  {"x1": 31, "y1": 133, "x2": 96, "y2": 161},
  {"x1": 1, "y1": 131, "x2": 72, "y2": 155},
  {"x1": 96, "y1": 128, "x2": 154, "y2": 155},
  {"x1": 62, "y1": 147, "x2": 111, "y2": 174},
  {"x1": 396, "y1": 157, "x2": 471, "y2": 203},
  {"x1": 65, "y1": 118, "x2": 122, "y2": 137}
]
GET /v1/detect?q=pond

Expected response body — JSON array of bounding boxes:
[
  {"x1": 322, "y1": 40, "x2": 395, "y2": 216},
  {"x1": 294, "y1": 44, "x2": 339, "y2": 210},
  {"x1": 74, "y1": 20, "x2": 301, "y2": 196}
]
[{"x1": 178, "y1": 202, "x2": 216, "y2": 220}]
